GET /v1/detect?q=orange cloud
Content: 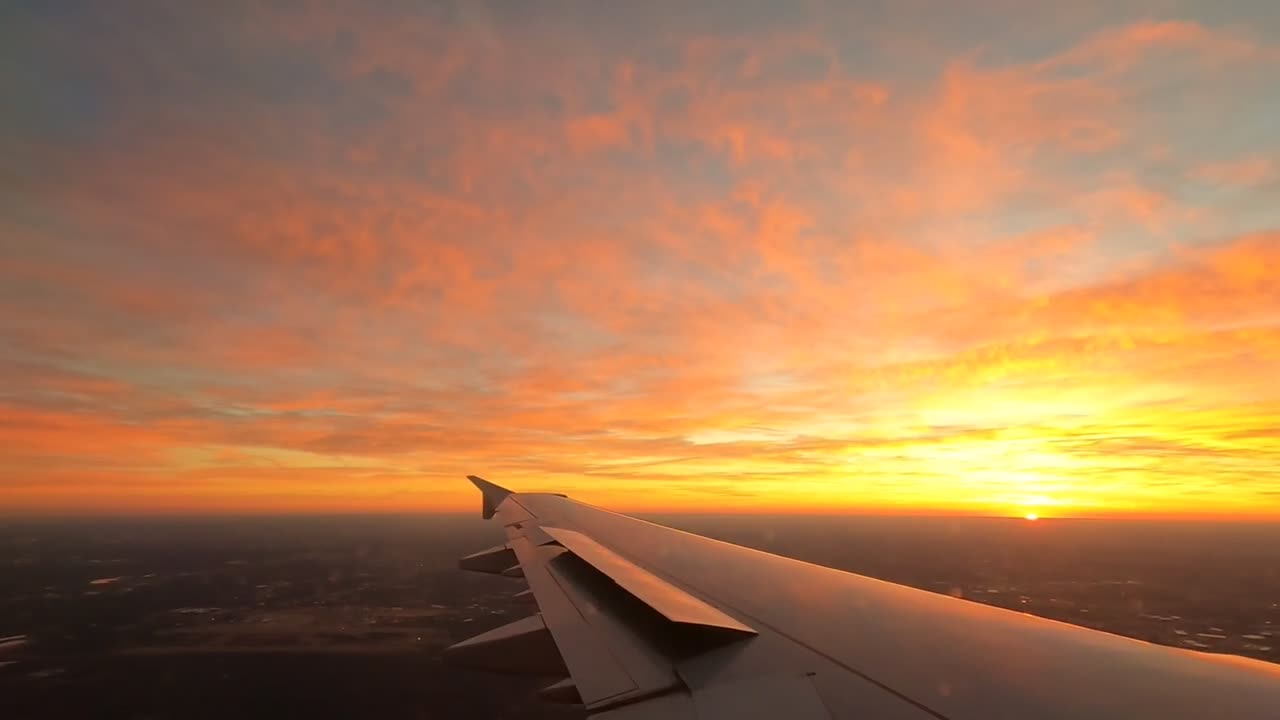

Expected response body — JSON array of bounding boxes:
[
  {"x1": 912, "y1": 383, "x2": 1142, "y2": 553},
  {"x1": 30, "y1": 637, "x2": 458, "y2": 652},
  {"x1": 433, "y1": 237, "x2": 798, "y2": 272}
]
[
  {"x1": 566, "y1": 113, "x2": 632, "y2": 153},
  {"x1": 2, "y1": 8, "x2": 1279, "y2": 517}
]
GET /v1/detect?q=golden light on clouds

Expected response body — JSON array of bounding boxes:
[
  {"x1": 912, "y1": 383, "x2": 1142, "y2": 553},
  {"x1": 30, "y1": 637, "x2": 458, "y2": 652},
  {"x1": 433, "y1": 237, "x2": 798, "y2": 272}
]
[{"x1": 2, "y1": 3, "x2": 1278, "y2": 517}]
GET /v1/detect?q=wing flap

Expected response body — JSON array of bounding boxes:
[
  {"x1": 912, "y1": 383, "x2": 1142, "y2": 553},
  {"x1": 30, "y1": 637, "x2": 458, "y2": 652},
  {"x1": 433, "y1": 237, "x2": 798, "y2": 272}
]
[
  {"x1": 458, "y1": 543, "x2": 516, "y2": 574},
  {"x1": 442, "y1": 613, "x2": 567, "y2": 676},
  {"x1": 540, "y1": 526, "x2": 756, "y2": 636},
  {"x1": 507, "y1": 531, "x2": 676, "y2": 708},
  {"x1": 539, "y1": 677, "x2": 583, "y2": 704}
]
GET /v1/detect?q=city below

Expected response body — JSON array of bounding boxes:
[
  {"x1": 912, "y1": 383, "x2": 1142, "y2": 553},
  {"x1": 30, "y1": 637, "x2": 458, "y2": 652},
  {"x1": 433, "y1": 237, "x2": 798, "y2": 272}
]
[{"x1": 1, "y1": 514, "x2": 1276, "y2": 719}]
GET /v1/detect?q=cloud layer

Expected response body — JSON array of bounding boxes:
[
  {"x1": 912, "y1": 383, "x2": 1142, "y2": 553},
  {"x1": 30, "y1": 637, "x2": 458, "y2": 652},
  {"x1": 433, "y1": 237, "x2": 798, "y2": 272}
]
[{"x1": 3, "y1": 2, "x2": 1279, "y2": 516}]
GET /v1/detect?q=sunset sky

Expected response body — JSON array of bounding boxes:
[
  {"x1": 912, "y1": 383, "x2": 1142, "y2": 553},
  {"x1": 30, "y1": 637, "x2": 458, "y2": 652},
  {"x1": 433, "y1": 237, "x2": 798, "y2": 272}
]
[{"x1": 3, "y1": 1, "x2": 1278, "y2": 518}]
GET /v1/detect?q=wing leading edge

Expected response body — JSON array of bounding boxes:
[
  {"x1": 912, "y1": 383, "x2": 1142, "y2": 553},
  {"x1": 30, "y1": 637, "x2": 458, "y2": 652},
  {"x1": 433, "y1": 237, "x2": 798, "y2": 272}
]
[{"x1": 447, "y1": 477, "x2": 1280, "y2": 719}]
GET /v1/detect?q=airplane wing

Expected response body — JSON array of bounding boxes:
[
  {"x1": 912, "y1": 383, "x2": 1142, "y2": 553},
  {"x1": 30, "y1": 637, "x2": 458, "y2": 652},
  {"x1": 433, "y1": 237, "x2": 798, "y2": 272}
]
[{"x1": 445, "y1": 476, "x2": 1280, "y2": 719}]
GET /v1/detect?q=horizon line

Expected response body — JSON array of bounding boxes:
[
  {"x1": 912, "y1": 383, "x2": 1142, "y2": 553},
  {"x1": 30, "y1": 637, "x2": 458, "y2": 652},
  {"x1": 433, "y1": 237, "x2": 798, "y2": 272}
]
[{"x1": 3, "y1": 509, "x2": 1278, "y2": 523}]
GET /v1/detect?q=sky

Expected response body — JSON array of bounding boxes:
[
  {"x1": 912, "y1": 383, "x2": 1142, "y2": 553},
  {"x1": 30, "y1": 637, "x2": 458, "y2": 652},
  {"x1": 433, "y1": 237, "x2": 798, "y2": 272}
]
[{"x1": 2, "y1": 1, "x2": 1279, "y2": 518}]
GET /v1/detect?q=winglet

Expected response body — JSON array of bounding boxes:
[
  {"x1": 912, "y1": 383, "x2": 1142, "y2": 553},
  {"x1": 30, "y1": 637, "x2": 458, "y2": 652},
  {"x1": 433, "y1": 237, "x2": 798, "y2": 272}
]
[{"x1": 468, "y1": 475, "x2": 513, "y2": 519}]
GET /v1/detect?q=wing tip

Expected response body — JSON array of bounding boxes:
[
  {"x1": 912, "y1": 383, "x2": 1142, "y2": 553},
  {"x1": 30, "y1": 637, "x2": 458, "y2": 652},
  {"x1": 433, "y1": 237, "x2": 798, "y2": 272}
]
[{"x1": 467, "y1": 475, "x2": 514, "y2": 519}]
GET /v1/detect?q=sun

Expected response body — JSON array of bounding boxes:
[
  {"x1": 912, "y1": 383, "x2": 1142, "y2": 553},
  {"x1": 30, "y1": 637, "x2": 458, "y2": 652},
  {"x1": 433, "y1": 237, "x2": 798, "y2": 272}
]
[{"x1": 1024, "y1": 512, "x2": 1039, "y2": 521}]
